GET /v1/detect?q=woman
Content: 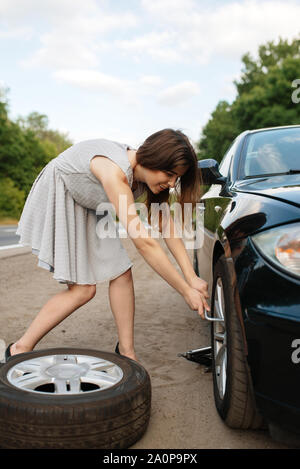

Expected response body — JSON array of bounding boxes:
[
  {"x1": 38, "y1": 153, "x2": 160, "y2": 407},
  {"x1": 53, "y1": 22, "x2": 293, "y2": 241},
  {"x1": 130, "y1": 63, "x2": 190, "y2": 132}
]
[{"x1": 6, "y1": 129, "x2": 210, "y2": 363}]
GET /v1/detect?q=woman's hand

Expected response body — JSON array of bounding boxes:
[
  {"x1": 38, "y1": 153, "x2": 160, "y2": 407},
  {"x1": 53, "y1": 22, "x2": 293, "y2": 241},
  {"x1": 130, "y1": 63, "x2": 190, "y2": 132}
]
[
  {"x1": 183, "y1": 285, "x2": 210, "y2": 320},
  {"x1": 188, "y1": 276, "x2": 210, "y2": 302}
]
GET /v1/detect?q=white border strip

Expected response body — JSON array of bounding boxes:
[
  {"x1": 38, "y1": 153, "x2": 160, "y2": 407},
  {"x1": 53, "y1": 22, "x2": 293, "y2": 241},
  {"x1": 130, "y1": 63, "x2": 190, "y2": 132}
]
[{"x1": 0, "y1": 244, "x2": 24, "y2": 251}]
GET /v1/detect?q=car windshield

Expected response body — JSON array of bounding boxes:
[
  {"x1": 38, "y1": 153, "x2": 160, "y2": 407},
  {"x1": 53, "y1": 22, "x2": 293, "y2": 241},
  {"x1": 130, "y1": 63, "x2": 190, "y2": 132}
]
[{"x1": 242, "y1": 127, "x2": 300, "y2": 178}]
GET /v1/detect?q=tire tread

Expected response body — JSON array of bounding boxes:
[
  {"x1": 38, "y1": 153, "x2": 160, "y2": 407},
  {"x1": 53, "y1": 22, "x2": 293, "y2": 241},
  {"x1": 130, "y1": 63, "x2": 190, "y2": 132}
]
[{"x1": 0, "y1": 348, "x2": 151, "y2": 448}]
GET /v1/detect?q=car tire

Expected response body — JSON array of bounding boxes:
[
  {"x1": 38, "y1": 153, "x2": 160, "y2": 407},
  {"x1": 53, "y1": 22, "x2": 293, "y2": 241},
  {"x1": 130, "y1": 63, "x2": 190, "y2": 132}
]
[
  {"x1": 211, "y1": 255, "x2": 263, "y2": 429},
  {"x1": 0, "y1": 347, "x2": 151, "y2": 449}
]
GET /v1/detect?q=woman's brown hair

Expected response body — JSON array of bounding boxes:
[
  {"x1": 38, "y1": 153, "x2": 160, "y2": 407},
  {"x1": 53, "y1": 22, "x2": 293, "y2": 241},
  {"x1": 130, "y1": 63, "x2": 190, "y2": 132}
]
[{"x1": 136, "y1": 128, "x2": 202, "y2": 229}]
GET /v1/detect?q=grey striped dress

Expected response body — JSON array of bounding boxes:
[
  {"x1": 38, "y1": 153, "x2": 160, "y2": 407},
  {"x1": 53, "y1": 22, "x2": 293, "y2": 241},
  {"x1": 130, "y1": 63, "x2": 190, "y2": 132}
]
[{"x1": 16, "y1": 139, "x2": 146, "y2": 285}]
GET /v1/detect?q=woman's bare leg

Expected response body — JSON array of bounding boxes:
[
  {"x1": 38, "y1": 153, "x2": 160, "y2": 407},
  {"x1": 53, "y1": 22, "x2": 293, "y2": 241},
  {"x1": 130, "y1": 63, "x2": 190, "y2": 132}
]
[
  {"x1": 10, "y1": 284, "x2": 96, "y2": 356},
  {"x1": 109, "y1": 267, "x2": 137, "y2": 361}
]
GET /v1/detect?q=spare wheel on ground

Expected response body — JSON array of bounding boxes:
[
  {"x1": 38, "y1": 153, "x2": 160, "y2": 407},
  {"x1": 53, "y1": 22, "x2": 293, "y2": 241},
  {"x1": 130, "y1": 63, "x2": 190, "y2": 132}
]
[{"x1": 0, "y1": 347, "x2": 151, "y2": 449}]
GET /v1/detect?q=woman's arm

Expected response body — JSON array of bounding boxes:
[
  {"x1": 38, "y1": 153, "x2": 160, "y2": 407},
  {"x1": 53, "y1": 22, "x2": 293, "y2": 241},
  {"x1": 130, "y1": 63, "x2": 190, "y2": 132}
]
[
  {"x1": 162, "y1": 214, "x2": 196, "y2": 283},
  {"x1": 161, "y1": 214, "x2": 210, "y2": 305},
  {"x1": 91, "y1": 159, "x2": 188, "y2": 292},
  {"x1": 90, "y1": 157, "x2": 207, "y2": 316}
]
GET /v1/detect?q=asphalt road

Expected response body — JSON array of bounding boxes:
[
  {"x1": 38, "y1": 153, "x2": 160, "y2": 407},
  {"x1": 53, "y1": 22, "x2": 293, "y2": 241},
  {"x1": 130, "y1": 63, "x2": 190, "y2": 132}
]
[
  {"x1": 0, "y1": 238, "x2": 288, "y2": 449},
  {"x1": 0, "y1": 225, "x2": 20, "y2": 248}
]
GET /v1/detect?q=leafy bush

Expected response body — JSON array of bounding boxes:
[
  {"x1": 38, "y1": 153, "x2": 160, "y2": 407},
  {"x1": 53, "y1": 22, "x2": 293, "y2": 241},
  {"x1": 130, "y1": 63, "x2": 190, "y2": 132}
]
[
  {"x1": 0, "y1": 90, "x2": 72, "y2": 221},
  {"x1": 0, "y1": 177, "x2": 25, "y2": 219}
]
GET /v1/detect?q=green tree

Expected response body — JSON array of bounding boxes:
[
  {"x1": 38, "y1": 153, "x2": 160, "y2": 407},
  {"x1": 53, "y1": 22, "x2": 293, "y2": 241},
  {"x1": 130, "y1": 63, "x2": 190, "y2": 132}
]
[
  {"x1": 0, "y1": 177, "x2": 25, "y2": 219},
  {"x1": 0, "y1": 89, "x2": 69, "y2": 220},
  {"x1": 197, "y1": 36, "x2": 300, "y2": 162},
  {"x1": 235, "y1": 37, "x2": 300, "y2": 95},
  {"x1": 232, "y1": 37, "x2": 300, "y2": 130},
  {"x1": 197, "y1": 100, "x2": 239, "y2": 163},
  {"x1": 17, "y1": 111, "x2": 72, "y2": 161},
  {"x1": 0, "y1": 105, "x2": 48, "y2": 195}
]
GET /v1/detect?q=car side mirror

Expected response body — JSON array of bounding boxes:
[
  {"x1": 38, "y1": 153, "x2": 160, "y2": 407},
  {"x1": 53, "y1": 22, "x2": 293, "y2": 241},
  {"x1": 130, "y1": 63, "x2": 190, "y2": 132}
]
[{"x1": 197, "y1": 159, "x2": 227, "y2": 186}]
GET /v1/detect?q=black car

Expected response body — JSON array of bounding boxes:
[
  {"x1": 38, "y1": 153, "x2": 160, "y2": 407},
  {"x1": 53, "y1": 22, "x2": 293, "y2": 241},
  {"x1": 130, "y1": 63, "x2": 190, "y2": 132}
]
[{"x1": 194, "y1": 125, "x2": 300, "y2": 444}]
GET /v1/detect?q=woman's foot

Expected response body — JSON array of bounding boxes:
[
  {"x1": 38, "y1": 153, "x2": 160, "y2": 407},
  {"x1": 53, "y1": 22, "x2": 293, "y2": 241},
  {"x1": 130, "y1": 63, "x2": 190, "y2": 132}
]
[
  {"x1": 9, "y1": 342, "x2": 32, "y2": 357},
  {"x1": 115, "y1": 342, "x2": 139, "y2": 362}
]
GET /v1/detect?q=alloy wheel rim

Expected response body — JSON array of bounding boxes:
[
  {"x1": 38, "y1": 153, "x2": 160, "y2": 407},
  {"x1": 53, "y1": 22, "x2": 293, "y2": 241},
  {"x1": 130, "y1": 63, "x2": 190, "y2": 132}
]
[
  {"x1": 7, "y1": 354, "x2": 123, "y2": 395},
  {"x1": 213, "y1": 277, "x2": 227, "y2": 399}
]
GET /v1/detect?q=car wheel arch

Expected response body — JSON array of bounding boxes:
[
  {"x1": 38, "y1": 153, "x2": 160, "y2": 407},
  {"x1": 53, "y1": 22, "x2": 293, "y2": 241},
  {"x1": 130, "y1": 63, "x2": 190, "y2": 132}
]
[
  {"x1": 213, "y1": 241, "x2": 225, "y2": 271},
  {"x1": 212, "y1": 245, "x2": 249, "y2": 357}
]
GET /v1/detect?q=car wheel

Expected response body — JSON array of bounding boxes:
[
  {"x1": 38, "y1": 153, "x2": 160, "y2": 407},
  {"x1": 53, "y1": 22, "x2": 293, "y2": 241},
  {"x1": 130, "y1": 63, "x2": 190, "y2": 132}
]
[
  {"x1": 0, "y1": 347, "x2": 151, "y2": 449},
  {"x1": 211, "y1": 255, "x2": 263, "y2": 429}
]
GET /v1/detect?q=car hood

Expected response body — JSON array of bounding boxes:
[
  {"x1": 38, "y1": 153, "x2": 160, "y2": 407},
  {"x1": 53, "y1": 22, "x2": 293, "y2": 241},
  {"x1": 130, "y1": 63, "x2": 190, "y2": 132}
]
[{"x1": 234, "y1": 174, "x2": 300, "y2": 207}]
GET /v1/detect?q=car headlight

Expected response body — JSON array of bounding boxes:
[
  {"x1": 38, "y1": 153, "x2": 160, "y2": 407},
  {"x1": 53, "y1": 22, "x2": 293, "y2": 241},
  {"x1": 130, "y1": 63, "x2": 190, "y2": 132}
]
[{"x1": 251, "y1": 222, "x2": 300, "y2": 278}]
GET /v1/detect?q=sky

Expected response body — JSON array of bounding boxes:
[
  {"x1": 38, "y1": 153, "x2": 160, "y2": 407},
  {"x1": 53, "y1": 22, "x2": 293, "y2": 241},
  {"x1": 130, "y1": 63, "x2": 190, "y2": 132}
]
[{"x1": 1, "y1": 0, "x2": 300, "y2": 149}]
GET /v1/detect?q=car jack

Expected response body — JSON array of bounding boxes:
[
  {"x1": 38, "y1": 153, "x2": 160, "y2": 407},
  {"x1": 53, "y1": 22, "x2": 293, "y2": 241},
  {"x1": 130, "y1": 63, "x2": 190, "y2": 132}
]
[{"x1": 177, "y1": 346, "x2": 212, "y2": 372}]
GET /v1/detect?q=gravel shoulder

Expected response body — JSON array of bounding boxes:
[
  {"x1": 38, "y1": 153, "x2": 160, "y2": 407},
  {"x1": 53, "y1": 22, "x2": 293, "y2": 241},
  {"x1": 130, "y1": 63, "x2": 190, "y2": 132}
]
[{"x1": 0, "y1": 238, "x2": 286, "y2": 448}]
